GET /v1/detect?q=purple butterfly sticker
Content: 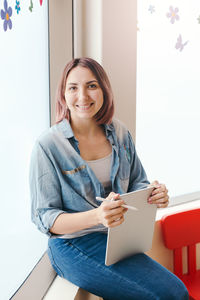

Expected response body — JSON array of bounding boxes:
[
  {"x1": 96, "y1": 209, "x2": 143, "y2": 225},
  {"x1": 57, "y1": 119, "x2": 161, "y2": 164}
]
[{"x1": 175, "y1": 34, "x2": 188, "y2": 52}]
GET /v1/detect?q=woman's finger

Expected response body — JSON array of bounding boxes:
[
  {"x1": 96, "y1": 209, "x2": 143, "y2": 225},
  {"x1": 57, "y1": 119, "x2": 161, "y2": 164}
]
[
  {"x1": 148, "y1": 192, "x2": 168, "y2": 203},
  {"x1": 106, "y1": 192, "x2": 120, "y2": 201},
  {"x1": 102, "y1": 199, "x2": 125, "y2": 210},
  {"x1": 103, "y1": 206, "x2": 126, "y2": 217},
  {"x1": 109, "y1": 213, "x2": 124, "y2": 223},
  {"x1": 156, "y1": 200, "x2": 169, "y2": 208},
  {"x1": 149, "y1": 180, "x2": 161, "y2": 189},
  {"x1": 155, "y1": 196, "x2": 169, "y2": 204},
  {"x1": 108, "y1": 214, "x2": 125, "y2": 228},
  {"x1": 151, "y1": 185, "x2": 167, "y2": 195}
]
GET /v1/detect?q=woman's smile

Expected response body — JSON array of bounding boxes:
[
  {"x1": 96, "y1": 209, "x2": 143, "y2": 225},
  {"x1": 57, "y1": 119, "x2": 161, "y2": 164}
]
[{"x1": 76, "y1": 103, "x2": 94, "y2": 111}]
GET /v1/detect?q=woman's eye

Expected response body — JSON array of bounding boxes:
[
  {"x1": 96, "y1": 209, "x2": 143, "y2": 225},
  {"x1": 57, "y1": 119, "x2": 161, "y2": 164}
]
[
  {"x1": 69, "y1": 86, "x2": 77, "y2": 91},
  {"x1": 88, "y1": 84, "x2": 97, "y2": 89}
]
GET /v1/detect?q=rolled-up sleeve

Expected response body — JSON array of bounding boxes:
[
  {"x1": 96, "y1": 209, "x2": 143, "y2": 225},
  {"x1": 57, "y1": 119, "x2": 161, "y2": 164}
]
[
  {"x1": 29, "y1": 141, "x2": 65, "y2": 236},
  {"x1": 127, "y1": 132, "x2": 150, "y2": 192}
]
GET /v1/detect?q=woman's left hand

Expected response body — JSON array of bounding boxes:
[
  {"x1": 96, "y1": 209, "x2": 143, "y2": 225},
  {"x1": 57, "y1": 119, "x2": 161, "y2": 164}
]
[{"x1": 148, "y1": 180, "x2": 169, "y2": 208}]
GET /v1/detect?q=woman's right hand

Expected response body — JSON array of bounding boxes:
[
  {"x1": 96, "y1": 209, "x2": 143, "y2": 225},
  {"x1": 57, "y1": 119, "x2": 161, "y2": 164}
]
[{"x1": 96, "y1": 192, "x2": 128, "y2": 228}]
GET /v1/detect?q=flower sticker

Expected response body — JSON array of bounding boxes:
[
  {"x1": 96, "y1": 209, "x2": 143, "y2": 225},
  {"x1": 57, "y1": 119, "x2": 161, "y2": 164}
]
[
  {"x1": 175, "y1": 34, "x2": 188, "y2": 52},
  {"x1": 39, "y1": 0, "x2": 43, "y2": 6},
  {"x1": 148, "y1": 5, "x2": 155, "y2": 14},
  {"x1": 15, "y1": 1, "x2": 21, "y2": 14},
  {"x1": 1, "y1": 0, "x2": 12, "y2": 31},
  {"x1": 166, "y1": 6, "x2": 180, "y2": 24}
]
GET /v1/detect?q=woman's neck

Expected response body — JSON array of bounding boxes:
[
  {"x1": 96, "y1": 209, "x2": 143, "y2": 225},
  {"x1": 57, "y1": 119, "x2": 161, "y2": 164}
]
[{"x1": 70, "y1": 118, "x2": 103, "y2": 138}]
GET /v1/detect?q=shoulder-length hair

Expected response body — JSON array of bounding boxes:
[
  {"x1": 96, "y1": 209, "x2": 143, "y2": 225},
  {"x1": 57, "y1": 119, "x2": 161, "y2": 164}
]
[{"x1": 55, "y1": 57, "x2": 114, "y2": 125}]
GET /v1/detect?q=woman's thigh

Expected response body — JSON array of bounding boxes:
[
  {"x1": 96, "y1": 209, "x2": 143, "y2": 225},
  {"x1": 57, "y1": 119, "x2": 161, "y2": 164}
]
[{"x1": 48, "y1": 233, "x2": 188, "y2": 300}]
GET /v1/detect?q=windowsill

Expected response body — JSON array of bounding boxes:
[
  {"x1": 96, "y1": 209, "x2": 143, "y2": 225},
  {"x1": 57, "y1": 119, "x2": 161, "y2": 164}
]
[{"x1": 156, "y1": 199, "x2": 200, "y2": 221}]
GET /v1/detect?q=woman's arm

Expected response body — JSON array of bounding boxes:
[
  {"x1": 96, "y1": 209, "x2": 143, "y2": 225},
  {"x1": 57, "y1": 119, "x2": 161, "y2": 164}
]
[
  {"x1": 49, "y1": 210, "x2": 99, "y2": 235},
  {"x1": 50, "y1": 193, "x2": 127, "y2": 235},
  {"x1": 30, "y1": 141, "x2": 127, "y2": 236}
]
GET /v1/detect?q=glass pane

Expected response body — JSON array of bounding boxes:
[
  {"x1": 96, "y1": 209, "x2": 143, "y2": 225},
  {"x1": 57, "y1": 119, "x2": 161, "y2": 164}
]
[
  {"x1": 0, "y1": 1, "x2": 49, "y2": 298},
  {"x1": 136, "y1": 1, "x2": 200, "y2": 199}
]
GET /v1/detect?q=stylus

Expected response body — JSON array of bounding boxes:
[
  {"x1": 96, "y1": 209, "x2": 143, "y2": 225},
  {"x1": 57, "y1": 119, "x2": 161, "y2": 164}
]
[{"x1": 96, "y1": 197, "x2": 138, "y2": 211}]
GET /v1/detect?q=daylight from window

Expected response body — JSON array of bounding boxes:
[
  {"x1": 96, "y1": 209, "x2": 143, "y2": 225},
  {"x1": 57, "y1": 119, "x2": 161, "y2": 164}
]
[
  {"x1": 0, "y1": 1, "x2": 49, "y2": 298},
  {"x1": 136, "y1": 1, "x2": 200, "y2": 202}
]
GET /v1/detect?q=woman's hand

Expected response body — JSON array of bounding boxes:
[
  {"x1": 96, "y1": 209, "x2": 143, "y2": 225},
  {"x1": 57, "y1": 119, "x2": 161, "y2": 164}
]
[
  {"x1": 96, "y1": 192, "x2": 127, "y2": 228},
  {"x1": 148, "y1": 180, "x2": 169, "y2": 208}
]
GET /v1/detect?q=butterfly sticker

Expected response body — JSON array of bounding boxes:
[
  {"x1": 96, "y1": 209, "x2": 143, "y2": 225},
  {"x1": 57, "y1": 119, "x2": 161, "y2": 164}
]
[
  {"x1": 29, "y1": 0, "x2": 33, "y2": 12},
  {"x1": 175, "y1": 34, "x2": 188, "y2": 52}
]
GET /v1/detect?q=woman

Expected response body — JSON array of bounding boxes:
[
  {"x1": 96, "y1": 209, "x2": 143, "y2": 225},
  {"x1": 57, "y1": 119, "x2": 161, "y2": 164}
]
[{"x1": 29, "y1": 57, "x2": 188, "y2": 299}]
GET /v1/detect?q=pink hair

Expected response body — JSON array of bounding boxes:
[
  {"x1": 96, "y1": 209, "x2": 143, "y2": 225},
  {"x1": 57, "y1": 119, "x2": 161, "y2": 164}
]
[{"x1": 55, "y1": 57, "x2": 114, "y2": 125}]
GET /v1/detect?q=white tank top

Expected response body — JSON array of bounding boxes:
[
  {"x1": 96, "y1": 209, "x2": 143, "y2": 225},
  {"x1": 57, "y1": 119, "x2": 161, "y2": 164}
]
[{"x1": 86, "y1": 152, "x2": 112, "y2": 196}]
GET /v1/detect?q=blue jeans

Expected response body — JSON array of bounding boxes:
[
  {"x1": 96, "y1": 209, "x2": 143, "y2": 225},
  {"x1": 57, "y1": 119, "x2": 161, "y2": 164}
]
[{"x1": 48, "y1": 232, "x2": 188, "y2": 300}]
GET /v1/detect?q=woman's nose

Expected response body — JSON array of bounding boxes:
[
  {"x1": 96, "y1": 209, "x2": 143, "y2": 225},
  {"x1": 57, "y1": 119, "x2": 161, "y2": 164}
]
[{"x1": 78, "y1": 87, "x2": 88, "y2": 101}]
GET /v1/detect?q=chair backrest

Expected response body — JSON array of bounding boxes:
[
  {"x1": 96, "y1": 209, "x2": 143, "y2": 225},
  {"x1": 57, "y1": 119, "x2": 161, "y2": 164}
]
[{"x1": 161, "y1": 208, "x2": 200, "y2": 276}]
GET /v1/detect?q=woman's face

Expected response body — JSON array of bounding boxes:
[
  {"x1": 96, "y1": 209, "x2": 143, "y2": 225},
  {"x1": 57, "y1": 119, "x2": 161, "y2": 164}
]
[{"x1": 65, "y1": 66, "x2": 104, "y2": 123}]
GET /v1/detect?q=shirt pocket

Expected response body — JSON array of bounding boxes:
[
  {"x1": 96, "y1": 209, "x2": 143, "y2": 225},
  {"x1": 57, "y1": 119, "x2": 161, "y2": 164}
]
[{"x1": 61, "y1": 164, "x2": 93, "y2": 205}]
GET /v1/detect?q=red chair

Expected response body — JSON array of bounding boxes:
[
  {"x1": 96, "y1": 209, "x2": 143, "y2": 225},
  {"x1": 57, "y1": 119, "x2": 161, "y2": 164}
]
[{"x1": 161, "y1": 208, "x2": 200, "y2": 300}]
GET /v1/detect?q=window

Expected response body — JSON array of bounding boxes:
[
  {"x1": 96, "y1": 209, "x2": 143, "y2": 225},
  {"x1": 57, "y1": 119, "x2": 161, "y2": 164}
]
[
  {"x1": 136, "y1": 1, "x2": 200, "y2": 205},
  {"x1": 0, "y1": 1, "x2": 49, "y2": 298}
]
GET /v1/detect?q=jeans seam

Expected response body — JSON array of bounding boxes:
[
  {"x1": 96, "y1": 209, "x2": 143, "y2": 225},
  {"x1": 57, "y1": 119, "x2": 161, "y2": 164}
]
[{"x1": 48, "y1": 246, "x2": 64, "y2": 278}]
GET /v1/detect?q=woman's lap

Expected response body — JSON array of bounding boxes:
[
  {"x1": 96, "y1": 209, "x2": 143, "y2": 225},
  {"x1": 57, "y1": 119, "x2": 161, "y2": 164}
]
[{"x1": 48, "y1": 232, "x2": 188, "y2": 300}]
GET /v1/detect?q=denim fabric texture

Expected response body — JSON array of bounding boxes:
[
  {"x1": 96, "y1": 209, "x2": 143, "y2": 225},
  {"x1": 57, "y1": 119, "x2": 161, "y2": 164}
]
[
  {"x1": 29, "y1": 118, "x2": 149, "y2": 237},
  {"x1": 48, "y1": 232, "x2": 189, "y2": 300}
]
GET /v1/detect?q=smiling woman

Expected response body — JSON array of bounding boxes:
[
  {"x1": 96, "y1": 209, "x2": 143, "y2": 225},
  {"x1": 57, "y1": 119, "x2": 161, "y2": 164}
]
[{"x1": 29, "y1": 57, "x2": 187, "y2": 300}]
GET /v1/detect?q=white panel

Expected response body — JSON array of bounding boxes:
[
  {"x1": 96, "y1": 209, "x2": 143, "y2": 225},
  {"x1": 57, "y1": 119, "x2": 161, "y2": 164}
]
[
  {"x1": 0, "y1": 1, "x2": 49, "y2": 298},
  {"x1": 136, "y1": 1, "x2": 200, "y2": 199}
]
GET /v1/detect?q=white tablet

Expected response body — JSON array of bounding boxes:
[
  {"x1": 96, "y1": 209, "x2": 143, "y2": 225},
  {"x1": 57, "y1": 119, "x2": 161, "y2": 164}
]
[{"x1": 105, "y1": 186, "x2": 156, "y2": 266}]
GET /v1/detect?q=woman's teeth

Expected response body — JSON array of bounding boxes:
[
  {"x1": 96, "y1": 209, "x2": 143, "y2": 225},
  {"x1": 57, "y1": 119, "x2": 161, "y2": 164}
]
[{"x1": 77, "y1": 104, "x2": 93, "y2": 110}]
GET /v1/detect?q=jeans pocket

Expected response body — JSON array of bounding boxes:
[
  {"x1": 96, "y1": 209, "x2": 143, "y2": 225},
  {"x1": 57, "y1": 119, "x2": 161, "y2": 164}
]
[{"x1": 48, "y1": 246, "x2": 64, "y2": 278}]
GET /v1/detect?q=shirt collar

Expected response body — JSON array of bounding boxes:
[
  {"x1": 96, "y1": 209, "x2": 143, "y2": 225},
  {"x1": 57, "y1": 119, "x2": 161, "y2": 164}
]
[
  {"x1": 57, "y1": 118, "x2": 74, "y2": 139},
  {"x1": 103, "y1": 122, "x2": 114, "y2": 137}
]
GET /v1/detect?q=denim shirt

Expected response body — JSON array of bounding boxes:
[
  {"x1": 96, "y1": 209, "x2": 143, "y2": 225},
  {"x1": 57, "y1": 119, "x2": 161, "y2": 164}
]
[{"x1": 29, "y1": 118, "x2": 149, "y2": 237}]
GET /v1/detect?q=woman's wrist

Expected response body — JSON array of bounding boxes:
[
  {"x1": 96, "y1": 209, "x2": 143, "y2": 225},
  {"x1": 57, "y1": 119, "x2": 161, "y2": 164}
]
[{"x1": 92, "y1": 207, "x2": 101, "y2": 226}]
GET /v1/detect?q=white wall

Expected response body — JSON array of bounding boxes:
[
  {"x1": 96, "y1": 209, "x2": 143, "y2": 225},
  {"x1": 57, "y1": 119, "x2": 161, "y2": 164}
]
[
  {"x1": 74, "y1": 0, "x2": 102, "y2": 63},
  {"x1": 73, "y1": 0, "x2": 137, "y2": 139},
  {"x1": 49, "y1": 0, "x2": 73, "y2": 125}
]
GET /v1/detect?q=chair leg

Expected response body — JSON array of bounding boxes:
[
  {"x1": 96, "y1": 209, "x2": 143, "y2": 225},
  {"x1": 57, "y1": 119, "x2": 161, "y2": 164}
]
[{"x1": 174, "y1": 248, "x2": 183, "y2": 276}]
